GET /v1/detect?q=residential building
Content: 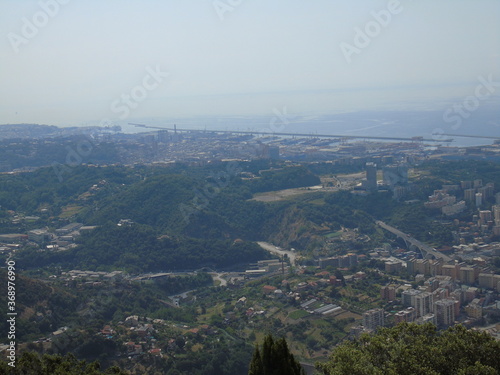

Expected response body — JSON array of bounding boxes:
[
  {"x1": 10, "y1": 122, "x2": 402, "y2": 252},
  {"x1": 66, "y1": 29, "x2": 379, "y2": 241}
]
[
  {"x1": 459, "y1": 267, "x2": 476, "y2": 285},
  {"x1": 414, "y1": 292, "x2": 433, "y2": 317},
  {"x1": 402, "y1": 289, "x2": 421, "y2": 307},
  {"x1": 424, "y1": 278, "x2": 439, "y2": 292},
  {"x1": 442, "y1": 201, "x2": 466, "y2": 216},
  {"x1": 385, "y1": 261, "x2": 402, "y2": 274},
  {"x1": 464, "y1": 188, "x2": 476, "y2": 202},
  {"x1": 319, "y1": 254, "x2": 357, "y2": 269},
  {"x1": 394, "y1": 307, "x2": 416, "y2": 324},
  {"x1": 416, "y1": 314, "x2": 437, "y2": 325},
  {"x1": 476, "y1": 193, "x2": 483, "y2": 207},
  {"x1": 28, "y1": 229, "x2": 49, "y2": 244},
  {"x1": 493, "y1": 205, "x2": 500, "y2": 225},
  {"x1": 434, "y1": 299, "x2": 456, "y2": 327},
  {"x1": 441, "y1": 264, "x2": 458, "y2": 280},
  {"x1": 365, "y1": 162, "x2": 377, "y2": 191},
  {"x1": 465, "y1": 302, "x2": 483, "y2": 319},
  {"x1": 461, "y1": 181, "x2": 472, "y2": 190},
  {"x1": 381, "y1": 286, "x2": 396, "y2": 302},
  {"x1": 479, "y1": 210, "x2": 493, "y2": 226},
  {"x1": 363, "y1": 308, "x2": 385, "y2": 330},
  {"x1": 478, "y1": 273, "x2": 497, "y2": 289}
]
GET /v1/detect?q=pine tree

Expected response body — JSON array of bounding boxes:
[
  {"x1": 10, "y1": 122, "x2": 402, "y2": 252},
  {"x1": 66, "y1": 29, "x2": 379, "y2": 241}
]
[
  {"x1": 248, "y1": 345, "x2": 264, "y2": 375},
  {"x1": 248, "y1": 334, "x2": 305, "y2": 375}
]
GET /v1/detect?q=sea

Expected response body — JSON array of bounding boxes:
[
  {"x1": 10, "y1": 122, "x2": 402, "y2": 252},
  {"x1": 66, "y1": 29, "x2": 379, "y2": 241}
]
[{"x1": 117, "y1": 105, "x2": 500, "y2": 148}]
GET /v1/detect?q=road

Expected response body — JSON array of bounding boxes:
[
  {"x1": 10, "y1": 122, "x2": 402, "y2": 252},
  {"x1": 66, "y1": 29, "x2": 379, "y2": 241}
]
[
  {"x1": 210, "y1": 272, "x2": 227, "y2": 287},
  {"x1": 376, "y1": 221, "x2": 452, "y2": 262},
  {"x1": 257, "y1": 241, "x2": 297, "y2": 266}
]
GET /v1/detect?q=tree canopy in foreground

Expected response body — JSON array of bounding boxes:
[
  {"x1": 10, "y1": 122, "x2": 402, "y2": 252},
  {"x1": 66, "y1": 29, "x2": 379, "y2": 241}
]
[
  {"x1": 0, "y1": 352, "x2": 127, "y2": 375},
  {"x1": 316, "y1": 323, "x2": 500, "y2": 375}
]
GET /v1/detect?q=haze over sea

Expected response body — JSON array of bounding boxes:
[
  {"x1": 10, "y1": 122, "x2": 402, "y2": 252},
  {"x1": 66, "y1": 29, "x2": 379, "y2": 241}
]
[
  {"x1": 3, "y1": 2, "x2": 498, "y2": 149},
  {"x1": 108, "y1": 85, "x2": 500, "y2": 148}
]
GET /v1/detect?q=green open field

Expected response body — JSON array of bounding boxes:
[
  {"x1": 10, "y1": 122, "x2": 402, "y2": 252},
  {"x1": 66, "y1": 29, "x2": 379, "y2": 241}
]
[
  {"x1": 288, "y1": 310, "x2": 310, "y2": 320},
  {"x1": 59, "y1": 205, "x2": 83, "y2": 219}
]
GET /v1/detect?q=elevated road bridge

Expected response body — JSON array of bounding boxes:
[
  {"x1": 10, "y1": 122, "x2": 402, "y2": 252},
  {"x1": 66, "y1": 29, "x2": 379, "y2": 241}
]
[{"x1": 376, "y1": 220, "x2": 452, "y2": 262}]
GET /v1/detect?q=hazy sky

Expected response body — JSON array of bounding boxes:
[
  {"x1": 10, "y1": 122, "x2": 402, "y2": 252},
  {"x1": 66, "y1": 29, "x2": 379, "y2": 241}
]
[{"x1": 1, "y1": 0, "x2": 499, "y2": 127}]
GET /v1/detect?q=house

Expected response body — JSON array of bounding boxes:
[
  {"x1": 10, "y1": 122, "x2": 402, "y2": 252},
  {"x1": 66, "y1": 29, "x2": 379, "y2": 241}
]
[
  {"x1": 354, "y1": 272, "x2": 367, "y2": 280},
  {"x1": 167, "y1": 339, "x2": 177, "y2": 351},
  {"x1": 125, "y1": 342, "x2": 143, "y2": 356},
  {"x1": 236, "y1": 297, "x2": 247, "y2": 307},
  {"x1": 315, "y1": 271, "x2": 330, "y2": 278},
  {"x1": 295, "y1": 282, "x2": 309, "y2": 291},
  {"x1": 274, "y1": 289, "x2": 284, "y2": 298},
  {"x1": 262, "y1": 285, "x2": 277, "y2": 294},
  {"x1": 136, "y1": 324, "x2": 154, "y2": 338},
  {"x1": 117, "y1": 219, "x2": 134, "y2": 227},
  {"x1": 307, "y1": 281, "x2": 319, "y2": 289},
  {"x1": 125, "y1": 342, "x2": 135, "y2": 353},
  {"x1": 199, "y1": 325, "x2": 210, "y2": 334},
  {"x1": 225, "y1": 311, "x2": 237, "y2": 321},
  {"x1": 133, "y1": 345, "x2": 143, "y2": 355},
  {"x1": 149, "y1": 348, "x2": 162, "y2": 357},
  {"x1": 101, "y1": 325, "x2": 114, "y2": 336},
  {"x1": 125, "y1": 315, "x2": 139, "y2": 327},
  {"x1": 199, "y1": 324, "x2": 217, "y2": 335}
]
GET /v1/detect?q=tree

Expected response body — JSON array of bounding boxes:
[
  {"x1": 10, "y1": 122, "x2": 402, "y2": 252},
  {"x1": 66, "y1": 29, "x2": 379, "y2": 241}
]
[
  {"x1": 316, "y1": 323, "x2": 500, "y2": 375},
  {"x1": 0, "y1": 352, "x2": 128, "y2": 374},
  {"x1": 248, "y1": 345, "x2": 264, "y2": 375},
  {"x1": 248, "y1": 334, "x2": 305, "y2": 375},
  {"x1": 334, "y1": 270, "x2": 346, "y2": 287}
]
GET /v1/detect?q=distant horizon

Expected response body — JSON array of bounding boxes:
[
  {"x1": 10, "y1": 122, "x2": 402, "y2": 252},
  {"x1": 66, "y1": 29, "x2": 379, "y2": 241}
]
[
  {"x1": 2, "y1": 82, "x2": 499, "y2": 127},
  {"x1": 2, "y1": 104, "x2": 499, "y2": 148},
  {"x1": 1, "y1": 1, "x2": 498, "y2": 132}
]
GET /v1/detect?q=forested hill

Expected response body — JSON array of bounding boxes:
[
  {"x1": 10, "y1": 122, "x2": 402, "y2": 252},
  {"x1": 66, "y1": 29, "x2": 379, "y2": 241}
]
[
  {"x1": 17, "y1": 224, "x2": 269, "y2": 272},
  {"x1": 3, "y1": 162, "x2": 319, "y2": 272},
  {"x1": 5, "y1": 159, "x2": 499, "y2": 272}
]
